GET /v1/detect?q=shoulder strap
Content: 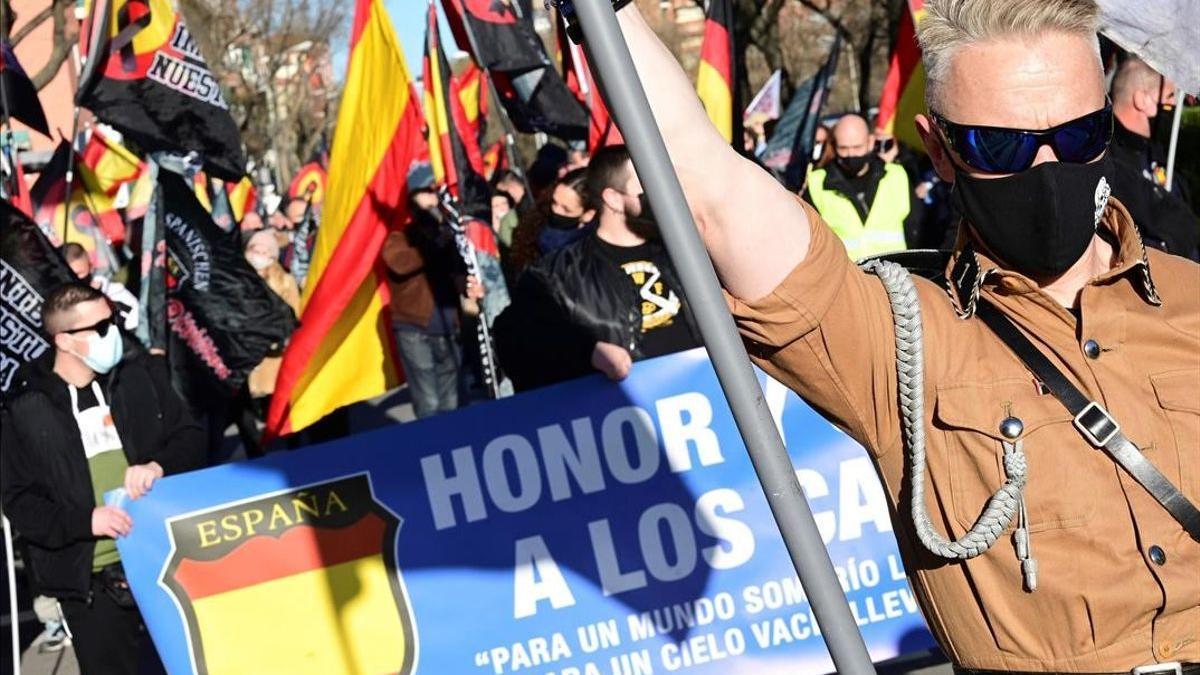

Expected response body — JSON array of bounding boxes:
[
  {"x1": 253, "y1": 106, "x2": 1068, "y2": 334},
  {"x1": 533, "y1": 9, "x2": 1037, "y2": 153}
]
[{"x1": 975, "y1": 298, "x2": 1200, "y2": 541}]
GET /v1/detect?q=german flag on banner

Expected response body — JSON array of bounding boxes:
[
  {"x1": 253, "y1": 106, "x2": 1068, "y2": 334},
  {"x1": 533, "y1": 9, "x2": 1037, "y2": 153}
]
[
  {"x1": 77, "y1": 126, "x2": 144, "y2": 197},
  {"x1": 423, "y1": 1, "x2": 488, "y2": 208},
  {"x1": 876, "y1": 0, "x2": 926, "y2": 153},
  {"x1": 266, "y1": 0, "x2": 421, "y2": 438},
  {"x1": 76, "y1": 0, "x2": 246, "y2": 180},
  {"x1": 697, "y1": 0, "x2": 738, "y2": 144},
  {"x1": 288, "y1": 161, "x2": 327, "y2": 205}
]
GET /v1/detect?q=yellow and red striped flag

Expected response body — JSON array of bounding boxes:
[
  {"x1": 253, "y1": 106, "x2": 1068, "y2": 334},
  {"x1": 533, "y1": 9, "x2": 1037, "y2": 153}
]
[
  {"x1": 696, "y1": 0, "x2": 736, "y2": 143},
  {"x1": 266, "y1": 0, "x2": 422, "y2": 438},
  {"x1": 225, "y1": 176, "x2": 258, "y2": 223},
  {"x1": 422, "y1": 1, "x2": 487, "y2": 206},
  {"x1": 77, "y1": 126, "x2": 144, "y2": 197},
  {"x1": 876, "y1": 0, "x2": 927, "y2": 153}
]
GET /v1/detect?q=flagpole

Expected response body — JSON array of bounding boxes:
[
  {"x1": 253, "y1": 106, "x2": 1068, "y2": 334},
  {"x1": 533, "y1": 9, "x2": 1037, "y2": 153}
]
[
  {"x1": 0, "y1": 6, "x2": 18, "y2": 205},
  {"x1": 61, "y1": 105, "x2": 82, "y2": 244},
  {"x1": 571, "y1": 2, "x2": 876, "y2": 672}
]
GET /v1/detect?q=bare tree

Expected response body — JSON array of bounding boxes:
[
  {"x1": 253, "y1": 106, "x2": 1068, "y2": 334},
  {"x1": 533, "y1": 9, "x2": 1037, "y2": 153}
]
[
  {"x1": 180, "y1": 0, "x2": 345, "y2": 182},
  {"x1": 2, "y1": 0, "x2": 79, "y2": 91}
]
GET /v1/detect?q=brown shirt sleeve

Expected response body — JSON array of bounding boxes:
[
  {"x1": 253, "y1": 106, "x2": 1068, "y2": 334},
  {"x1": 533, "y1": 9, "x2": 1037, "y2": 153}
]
[{"x1": 725, "y1": 201, "x2": 903, "y2": 457}]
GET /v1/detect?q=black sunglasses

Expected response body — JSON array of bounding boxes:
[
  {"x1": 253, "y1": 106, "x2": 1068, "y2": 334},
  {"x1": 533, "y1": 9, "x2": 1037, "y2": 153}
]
[
  {"x1": 61, "y1": 316, "x2": 115, "y2": 337},
  {"x1": 932, "y1": 104, "x2": 1113, "y2": 174}
]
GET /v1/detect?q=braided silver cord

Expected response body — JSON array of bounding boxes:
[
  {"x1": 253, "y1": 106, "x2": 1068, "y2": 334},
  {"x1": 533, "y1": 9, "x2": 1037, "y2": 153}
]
[{"x1": 861, "y1": 260, "x2": 1027, "y2": 559}]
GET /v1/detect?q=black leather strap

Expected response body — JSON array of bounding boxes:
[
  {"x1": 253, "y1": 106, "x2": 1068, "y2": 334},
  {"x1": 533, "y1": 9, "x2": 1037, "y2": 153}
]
[{"x1": 974, "y1": 298, "x2": 1200, "y2": 542}]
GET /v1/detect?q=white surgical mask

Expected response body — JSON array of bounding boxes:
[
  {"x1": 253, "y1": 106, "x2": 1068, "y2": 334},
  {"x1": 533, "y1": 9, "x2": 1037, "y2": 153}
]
[
  {"x1": 247, "y1": 253, "x2": 274, "y2": 271},
  {"x1": 73, "y1": 323, "x2": 124, "y2": 374}
]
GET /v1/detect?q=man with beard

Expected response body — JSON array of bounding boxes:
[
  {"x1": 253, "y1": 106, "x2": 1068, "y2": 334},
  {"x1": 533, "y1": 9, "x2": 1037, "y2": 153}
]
[
  {"x1": 804, "y1": 113, "x2": 920, "y2": 260},
  {"x1": 495, "y1": 145, "x2": 700, "y2": 391},
  {"x1": 556, "y1": 0, "x2": 1199, "y2": 671}
]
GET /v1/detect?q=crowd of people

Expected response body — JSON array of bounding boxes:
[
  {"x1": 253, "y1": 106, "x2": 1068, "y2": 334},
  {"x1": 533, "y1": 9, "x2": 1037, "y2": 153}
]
[{"x1": 2, "y1": 1, "x2": 1198, "y2": 670}]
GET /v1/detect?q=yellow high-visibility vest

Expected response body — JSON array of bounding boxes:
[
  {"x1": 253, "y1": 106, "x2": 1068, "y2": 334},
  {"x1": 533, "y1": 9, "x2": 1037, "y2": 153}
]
[{"x1": 808, "y1": 163, "x2": 910, "y2": 261}]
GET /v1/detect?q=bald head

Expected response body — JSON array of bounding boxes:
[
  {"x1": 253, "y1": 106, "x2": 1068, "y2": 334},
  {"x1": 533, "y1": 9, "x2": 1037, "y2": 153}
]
[
  {"x1": 832, "y1": 114, "x2": 874, "y2": 172},
  {"x1": 1111, "y1": 57, "x2": 1174, "y2": 137}
]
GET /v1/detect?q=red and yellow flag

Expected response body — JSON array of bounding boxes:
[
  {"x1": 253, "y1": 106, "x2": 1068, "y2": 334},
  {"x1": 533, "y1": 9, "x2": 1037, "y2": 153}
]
[
  {"x1": 422, "y1": 2, "x2": 487, "y2": 206},
  {"x1": 226, "y1": 176, "x2": 258, "y2": 222},
  {"x1": 77, "y1": 126, "x2": 144, "y2": 197},
  {"x1": 876, "y1": 0, "x2": 927, "y2": 153},
  {"x1": 288, "y1": 162, "x2": 327, "y2": 205},
  {"x1": 697, "y1": 0, "x2": 735, "y2": 143},
  {"x1": 266, "y1": 0, "x2": 421, "y2": 438}
]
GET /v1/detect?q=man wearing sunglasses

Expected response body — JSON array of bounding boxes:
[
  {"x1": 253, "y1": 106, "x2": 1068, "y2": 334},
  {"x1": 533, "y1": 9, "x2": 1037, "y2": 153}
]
[
  {"x1": 575, "y1": 0, "x2": 1199, "y2": 672},
  {"x1": 1, "y1": 282, "x2": 205, "y2": 674}
]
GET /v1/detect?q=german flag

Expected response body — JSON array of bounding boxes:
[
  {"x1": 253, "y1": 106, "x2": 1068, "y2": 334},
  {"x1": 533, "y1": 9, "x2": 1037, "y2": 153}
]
[
  {"x1": 31, "y1": 142, "x2": 127, "y2": 256},
  {"x1": 876, "y1": 0, "x2": 927, "y2": 153},
  {"x1": 265, "y1": 0, "x2": 420, "y2": 438},
  {"x1": 696, "y1": 0, "x2": 738, "y2": 144},
  {"x1": 423, "y1": 2, "x2": 488, "y2": 208},
  {"x1": 77, "y1": 126, "x2": 144, "y2": 197}
]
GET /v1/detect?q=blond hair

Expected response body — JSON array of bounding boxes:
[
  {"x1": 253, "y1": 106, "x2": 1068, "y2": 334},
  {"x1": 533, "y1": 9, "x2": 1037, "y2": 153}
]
[{"x1": 918, "y1": 0, "x2": 1101, "y2": 110}]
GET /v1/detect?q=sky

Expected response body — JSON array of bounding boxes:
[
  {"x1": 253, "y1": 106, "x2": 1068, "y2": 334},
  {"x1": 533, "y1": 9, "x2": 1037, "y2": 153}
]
[{"x1": 331, "y1": 1, "x2": 463, "y2": 81}]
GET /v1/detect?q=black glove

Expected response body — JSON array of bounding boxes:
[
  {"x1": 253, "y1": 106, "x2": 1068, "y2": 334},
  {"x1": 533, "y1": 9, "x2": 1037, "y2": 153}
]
[{"x1": 547, "y1": 0, "x2": 636, "y2": 43}]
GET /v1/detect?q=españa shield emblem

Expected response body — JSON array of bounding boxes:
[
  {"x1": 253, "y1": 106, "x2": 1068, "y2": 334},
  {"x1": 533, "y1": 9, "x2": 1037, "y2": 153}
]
[{"x1": 160, "y1": 474, "x2": 416, "y2": 674}]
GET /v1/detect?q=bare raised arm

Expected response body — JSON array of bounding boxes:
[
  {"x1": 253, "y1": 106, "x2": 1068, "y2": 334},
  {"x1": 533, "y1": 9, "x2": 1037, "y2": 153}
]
[{"x1": 614, "y1": 6, "x2": 811, "y2": 300}]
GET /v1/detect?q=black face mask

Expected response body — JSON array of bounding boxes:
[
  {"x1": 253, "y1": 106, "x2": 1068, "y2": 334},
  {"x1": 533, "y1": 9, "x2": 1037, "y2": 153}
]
[
  {"x1": 626, "y1": 193, "x2": 659, "y2": 240},
  {"x1": 546, "y1": 212, "x2": 581, "y2": 230},
  {"x1": 951, "y1": 154, "x2": 1114, "y2": 278},
  {"x1": 837, "y1": 154, "x2": 870, "y2": 175}
]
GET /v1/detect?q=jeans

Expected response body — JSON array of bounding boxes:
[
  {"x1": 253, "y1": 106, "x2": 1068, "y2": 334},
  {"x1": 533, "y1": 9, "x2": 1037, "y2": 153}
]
[{"x1": 394, "y1": 326, "x2": 462, "y2": 419}]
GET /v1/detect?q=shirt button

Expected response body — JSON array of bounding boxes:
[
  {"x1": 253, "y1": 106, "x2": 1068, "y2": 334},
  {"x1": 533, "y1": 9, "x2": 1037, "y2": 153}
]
[
  {"x1": 1083, "y1": 339, "x2": 1101, "y2": 359},
  {"x1": 999, "y1": 416, "x2": 1024, "y2": 439},
  {"x1": 1148, "y1": 545, "x2": 1166, "y2": 566}
]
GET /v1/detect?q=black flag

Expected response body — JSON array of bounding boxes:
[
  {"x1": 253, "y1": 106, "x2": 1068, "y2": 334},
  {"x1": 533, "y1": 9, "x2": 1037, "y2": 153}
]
[
  {"x1": 155, "y1": 172, "x2": 294, "y2": 401},
  {"x1": 76, "y1": 0, "x2": 246, "y2": 181},
  {"x1": 0, "y1": 42, "x2": 50, "y2": 137},
  {"x1": 441, "y1": 0, "x2": 586, "y2": 141},
  {"x1": 762, "y1": 35, "x2": 842, "y2": 191},
  {"x1": 0, "y1": 200, "x2": 76, "y2": 394}
]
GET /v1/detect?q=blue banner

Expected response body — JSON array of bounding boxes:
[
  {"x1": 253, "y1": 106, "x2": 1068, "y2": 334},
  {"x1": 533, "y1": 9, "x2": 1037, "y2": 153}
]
[{"x1": 114, "y1": 349, "x2": 933, "y2": 674}]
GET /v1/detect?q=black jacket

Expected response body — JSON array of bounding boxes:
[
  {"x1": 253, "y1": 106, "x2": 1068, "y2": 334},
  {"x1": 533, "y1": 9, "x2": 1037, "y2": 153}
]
[
  {"x1": 494, "y1": 230, "x2": 698, "y2": 392},
  {"x1": 1109, "y1": 120, "x2": 1199, "y2": 261},
  {"x1": 1, "y1": 344, "x2": 205, "y2": 599}
]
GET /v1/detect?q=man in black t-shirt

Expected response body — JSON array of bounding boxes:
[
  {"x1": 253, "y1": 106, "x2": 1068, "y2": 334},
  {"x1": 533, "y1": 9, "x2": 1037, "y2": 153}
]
[{"x1": 495, "y1": 146, "x2": 701, "y2": 391}]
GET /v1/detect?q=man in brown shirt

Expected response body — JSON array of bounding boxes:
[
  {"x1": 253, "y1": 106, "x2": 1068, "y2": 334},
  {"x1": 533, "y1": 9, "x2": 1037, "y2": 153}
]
[{"x1": 609, "y1": 0, "x2": 1198, "y2": 671}]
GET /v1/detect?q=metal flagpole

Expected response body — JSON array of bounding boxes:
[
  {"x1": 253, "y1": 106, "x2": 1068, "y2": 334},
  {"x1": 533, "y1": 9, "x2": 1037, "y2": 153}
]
[
  {"x1": 1164, "y1": 93, "x2": 1186, "y2": 191},
  {"x1": 2, "y1": 513, "x2": 20, "y2": 675},
  {"x1": 569, "y1": 2, "x2": 876, "y2": 672}
]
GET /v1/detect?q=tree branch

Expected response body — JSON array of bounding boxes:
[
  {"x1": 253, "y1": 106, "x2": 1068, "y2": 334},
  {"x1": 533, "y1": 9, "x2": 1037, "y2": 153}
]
[
  {"x1": 31, "y1": 0, "x2": 73, "y2": 90},
  {"x1": 10, "y1": 4, "x2": 54, "y2": 46}
]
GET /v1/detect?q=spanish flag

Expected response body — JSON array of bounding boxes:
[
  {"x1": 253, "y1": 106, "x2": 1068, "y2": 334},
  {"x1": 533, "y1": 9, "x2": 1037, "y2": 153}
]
[
  {"x1": 266, "y1": 0, "x2": 420, "y2": 438},
  {"x1": 423, "y1": 1, "x2": 488, "y2": 207},
  {"x1": 77, "y1": 126, "x2": 143, "y2": 197},
  {"x1": 696, "y1": 0, "x2": 737, "y2": 144},
  {"x1": 225, "y1": 176, "x2": 258, "y2": 223},
  {"x1": 876, "y1": 0, "x2": 926, "y2": 153}
]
